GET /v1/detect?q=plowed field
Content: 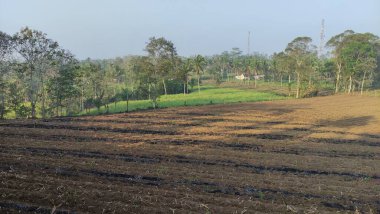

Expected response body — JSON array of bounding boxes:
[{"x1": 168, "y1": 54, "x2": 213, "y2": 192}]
[{"x1": 1, "y1": 95, "x2": 379, "y2": 213}]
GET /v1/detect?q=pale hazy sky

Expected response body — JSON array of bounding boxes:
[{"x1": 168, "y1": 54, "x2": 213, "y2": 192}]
[{"x1": 1, "y1": 0, "x2": 379, "y2": 59}]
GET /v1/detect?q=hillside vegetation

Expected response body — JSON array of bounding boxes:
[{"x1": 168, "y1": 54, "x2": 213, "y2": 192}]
[{"x1": 1, "y1": 29, "x2": 379, "y2": 119}]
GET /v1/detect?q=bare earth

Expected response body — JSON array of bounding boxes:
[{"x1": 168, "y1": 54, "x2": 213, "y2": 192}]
[{"x1": 0, "y1": 95, "x2": 379, "y2": 213}]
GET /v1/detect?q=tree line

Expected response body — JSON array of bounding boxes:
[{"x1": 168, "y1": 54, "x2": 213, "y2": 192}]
[{"x1": 0, "y1": 27, "x2": 379, "y2": 119}]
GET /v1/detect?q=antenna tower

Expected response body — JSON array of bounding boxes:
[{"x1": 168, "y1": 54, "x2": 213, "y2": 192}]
[{"x1": 319, "y1": 19, "x2": 325, "y2": 58}]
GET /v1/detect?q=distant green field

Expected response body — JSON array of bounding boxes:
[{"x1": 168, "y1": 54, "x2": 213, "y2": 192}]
[{"x1": 79, "y1": 86, "x2": 287, "y2": 116}]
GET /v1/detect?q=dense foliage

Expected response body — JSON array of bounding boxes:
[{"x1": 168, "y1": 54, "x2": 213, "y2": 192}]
[{"x1": 0, "y1": 27, "x2": 379, "y2": 119}]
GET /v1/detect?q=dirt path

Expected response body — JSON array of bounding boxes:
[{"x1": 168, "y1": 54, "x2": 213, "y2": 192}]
[{"x1": 1, "y1": 95, "x2": 379, "y2": 213}]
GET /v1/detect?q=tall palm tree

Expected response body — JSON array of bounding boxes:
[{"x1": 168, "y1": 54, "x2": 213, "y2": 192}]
[
  {"x1": 179, "y1": 58, "x2": 192, "y2": 94},
  {"x1": 193, "y1": 55, "x2": 206, "y2": 94}
]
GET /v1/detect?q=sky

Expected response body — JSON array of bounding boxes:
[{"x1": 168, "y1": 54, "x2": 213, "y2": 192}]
[{"x1": 1, "y1": 0, "x2": 379, "y2": 59}]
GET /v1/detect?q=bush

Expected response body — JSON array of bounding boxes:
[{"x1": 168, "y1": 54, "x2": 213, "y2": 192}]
[
  {"x1": 84, "y1": 98, "x2": 95, "y2": 112},
  {"x1": 15, "y1": 104, "x2": 31, "y2": 119},
  {"x1": 0, "y1": 103, "x2": 9, "y2": 119},
  {"x1": 165, "y1": 79, "x2": 183, "y2": 94}
]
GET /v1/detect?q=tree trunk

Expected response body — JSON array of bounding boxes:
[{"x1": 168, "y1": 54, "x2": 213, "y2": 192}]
[
  {"x1": 148, "y1": 84, "x2": 151, "y2": 100},
  {"x1": 335, "y1": 63, "x2": 342, "y2": 93},
  {"x1": 93, "y1": 85, "x2": 97, "y2": 99},
  {"x1": 80, "y1": 87, "x2": 84, "y2": 112},
  {"x1": 348, "y1": 75, "x2": 352, "y2": 94},
  {"x1": 0, "y1": 94, "x2": 4, "y2": 120},
  {"x1": 31, "y1": 102, "x2": 36, "y2": 118},
  {"x1": 183, "y1": 82, "x2": 186, "y2": 95},
  {"x1": 41, "y1": 77, "x2": 46, "y2": 118},
  {"x1": 308, "y1": 74, "x2": 312, "y2": 87},
  {"x1": 80, "y1": 78, "x2": 84, "y2": 111},
  {"x1": 198, "y1": 76, "x2": 200, "y2": 94},
  {"x1": 335, "y1": 72, "x2": 340, "y2": 94},
  {"x1": 126, "y1": 92, "x2": 129, "y2": 113},
  {"x1": 41, "y1": 97, "x2": 45, "y2": 118},
  {"x1": 56, "y1": 97, "x2": 59, "y2": 117},
  {"x1": 280, "y1": 75, "x2": 283, "y2": 87},
  {"x1": 186, "y1": 79, "x2": 189, "y2": 94},
  {"x1": 296, "y1": 72, "x2": 300, "y2": 99},
  {"x1": 288, "y1": 74, "x2": 291, "y2": 97},
  {"x1": 162, "y1": 79, "x2": 167, "y2": 95},
  {"x1": 29, "y1": 63, "x2": 37, "y2": 119},
  {"x1": 343, "y1": 82, "x2": 347, "y2": 93},
  {"x1": 360, "y1": 71, "x2": 367, "y2": 95}
]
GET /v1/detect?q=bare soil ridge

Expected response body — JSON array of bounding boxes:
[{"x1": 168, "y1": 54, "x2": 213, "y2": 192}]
[{"x1": 0, "y1": 95, "x2": 379, "y2": 213}]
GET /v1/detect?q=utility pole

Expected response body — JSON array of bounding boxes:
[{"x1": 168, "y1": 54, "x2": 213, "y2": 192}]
[
  {"x1": 319, "y1": 19, "x2": 325, "y2": 58},
  {"x1": 247, "y1": 31, "x2": 251, "y2": 56}
]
